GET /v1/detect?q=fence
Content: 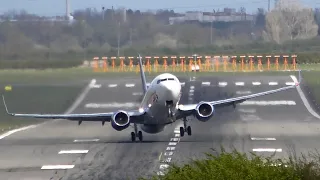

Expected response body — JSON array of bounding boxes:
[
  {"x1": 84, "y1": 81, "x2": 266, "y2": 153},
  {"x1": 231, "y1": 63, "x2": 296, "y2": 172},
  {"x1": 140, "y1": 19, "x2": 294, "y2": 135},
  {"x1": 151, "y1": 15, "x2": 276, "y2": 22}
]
[{"x1": 88, "y1": 55, "x2": 297, "y2": 73}]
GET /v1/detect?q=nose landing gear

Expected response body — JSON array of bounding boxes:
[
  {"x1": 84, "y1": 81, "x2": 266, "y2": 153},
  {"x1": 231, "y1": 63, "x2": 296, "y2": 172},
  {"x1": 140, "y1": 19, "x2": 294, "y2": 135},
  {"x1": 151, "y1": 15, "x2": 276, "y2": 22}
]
[
  {"x1": 131, "y1": 123, "x2": 143, "y2": 142},
  {"x1": 166, "y1": 100, "x2": 174, "y2": 118},
  {"x1": 180, "y1": 117, "x2": 191, "y2": 137}
]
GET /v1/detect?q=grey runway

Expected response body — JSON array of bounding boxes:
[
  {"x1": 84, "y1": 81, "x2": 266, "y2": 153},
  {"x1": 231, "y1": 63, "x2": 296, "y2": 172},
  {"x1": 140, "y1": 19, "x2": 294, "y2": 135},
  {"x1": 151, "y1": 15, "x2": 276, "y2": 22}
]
[{"x1": 0, "y1": 74, "x2": 319, "y2": 179}]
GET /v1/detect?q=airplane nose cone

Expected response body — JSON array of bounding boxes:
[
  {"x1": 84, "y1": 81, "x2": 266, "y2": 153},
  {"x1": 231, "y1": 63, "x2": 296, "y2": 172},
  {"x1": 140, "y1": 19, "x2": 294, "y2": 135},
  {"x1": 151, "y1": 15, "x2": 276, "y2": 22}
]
[{"x1": 161, "y1": 82, "x2": 180, "y2": 100}]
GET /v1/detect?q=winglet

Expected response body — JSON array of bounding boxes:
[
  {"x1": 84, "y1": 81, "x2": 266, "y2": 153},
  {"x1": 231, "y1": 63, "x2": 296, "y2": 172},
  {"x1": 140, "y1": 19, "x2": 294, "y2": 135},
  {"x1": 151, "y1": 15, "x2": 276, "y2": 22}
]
[
  {"x1": 138, "y1": 54, "x2": 148, "y2": 94},
  {"x1": 2, "y1": 95, "x2": 11, "y2": 115}
]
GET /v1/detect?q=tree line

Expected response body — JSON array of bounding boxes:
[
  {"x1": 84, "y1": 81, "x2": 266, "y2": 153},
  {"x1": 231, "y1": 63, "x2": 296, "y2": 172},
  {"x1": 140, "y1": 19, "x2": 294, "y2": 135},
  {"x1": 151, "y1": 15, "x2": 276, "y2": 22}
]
[{"x1": 0, "y1": 0, "x2": 320, "y2": 68}]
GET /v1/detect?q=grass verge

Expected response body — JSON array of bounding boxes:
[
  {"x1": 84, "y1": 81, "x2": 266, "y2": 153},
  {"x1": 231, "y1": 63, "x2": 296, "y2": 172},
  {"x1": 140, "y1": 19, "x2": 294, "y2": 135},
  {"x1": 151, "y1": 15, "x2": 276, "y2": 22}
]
[
  {"x1": 141, "y1": 148, "x2": 320, "y2": 180},
  {"x1": 0, "y1": 83, "x2": 87, "y2": 131}
]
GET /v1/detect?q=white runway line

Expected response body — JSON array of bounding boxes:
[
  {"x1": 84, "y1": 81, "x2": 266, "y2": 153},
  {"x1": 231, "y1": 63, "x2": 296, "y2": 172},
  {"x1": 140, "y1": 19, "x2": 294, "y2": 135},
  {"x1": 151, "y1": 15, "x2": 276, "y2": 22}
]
[
  {"x1": 240, "y1": 100, "x2": 296, "y2": 106},
  {"x1": 236, "y1": 91, "x2": 251, "y2": 95},
  {"x1": 251, "y1": 137, "x2": 276, "y2": 141},
  {"x1": 41, "y1": 165, "x2": 75, "y2": 170},
  {"x1": 73, "y1": 139, "x2": 99, "y2": 142},
  {"x1": 164, "y1": 157, "x2": 172, "y2": 163},
  {"x1": 201, "y1": 82, "x2": 210, "y2": 86},
  {"x1": 269, "y1": 82, "x2": 278, "y2": 86},
  {"x1": 89, "y1": 79, "x2": 101, "y2": 88},
  {"x1": 164, "y1": 152, "x2": 174, "y2": 156},
  {"x1": 157, "y1": 171, "x2": 165, "y2": 176},
  {"x1": 85, "y1": 102, "x2": 139, "y2": 108},
  {"x1": 240, "y1": 114, "x2": 262, "y2": 121},
  {"x1": 0, "y1": 125, "x2": 38, "y2": 139},
  {"x1": 286, "y1": 82, "x2": 295, "y2": 86},
  {"x1": 189, "y1": 89, "x2": 194, "y2": 93},
  {"x1": 168, "y1": 142, "x2": 177, "y2": 146},
  {"x1": 65, "y1": 79, "x2": 96, "y2": 114},
  {"x1": 108, "y1": 84, "x2": 118, "y2": 87},
  {"x1": 166, "y1": 147, "x2": 176, "y2": 151},
  {"x1": 252, "y1": 82, "x2": 261, "y2": 85},
  {"x1": 252, "y1": 148, "x2": 282, "y2": 152},
  {"x1": 235, "y1": 82, "x2": 245, "y2": 86},
  {"x1": 218, "y1": 82, "x2": 228, "y2": 87},
  {"x1": 190, "y1": 86, "x2": 195, "y2": 89},
  {"x1": 90, "y1": 84, "x2": 101, "y2": 88},
  {"x1": 238, "y1": 108, "x2": 256, "y2": 113},
  {"x1": 159, "y1": 164, "x2": 169, "y2": 170},
  {"x1": 291, "y1": 75, "x2": 320, "y2": 119},
  {"x1": 180, "y1": 82, "x2": 185, "y2": 86},
  {"x1": 125, "y1": 84, "x2": 135, "y2": 87},
  {"x1": 170, "y1": 138, "x2": 180, "y2": 142},
  {"x1": 132, "y1": 92, "x2": 143, "y2": 96},
  {"x1": 58, "y1": 150, "x2": 89, "y2": 154}
]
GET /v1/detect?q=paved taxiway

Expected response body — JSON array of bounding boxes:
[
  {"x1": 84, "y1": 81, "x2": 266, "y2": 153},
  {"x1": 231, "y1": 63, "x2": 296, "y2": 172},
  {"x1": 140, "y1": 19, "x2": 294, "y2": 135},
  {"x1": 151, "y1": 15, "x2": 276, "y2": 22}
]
[{"x1": 0, "y1": 73, "x2": 320, "y2": 179}]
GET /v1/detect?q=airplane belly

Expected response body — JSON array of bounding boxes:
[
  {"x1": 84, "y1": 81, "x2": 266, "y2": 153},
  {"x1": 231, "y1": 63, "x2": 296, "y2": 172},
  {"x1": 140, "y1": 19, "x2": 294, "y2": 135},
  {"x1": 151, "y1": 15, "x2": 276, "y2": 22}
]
[{"x1": 147, "y1": 102, "x2": 167, "y2": 124}]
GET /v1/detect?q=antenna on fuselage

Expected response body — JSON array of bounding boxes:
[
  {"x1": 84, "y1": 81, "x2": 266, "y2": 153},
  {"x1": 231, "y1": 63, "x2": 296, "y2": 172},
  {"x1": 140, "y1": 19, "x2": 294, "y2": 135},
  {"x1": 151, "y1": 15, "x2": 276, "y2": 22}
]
[{"x1": 138, "y1": 54, "x2": 148, "y2": 95}]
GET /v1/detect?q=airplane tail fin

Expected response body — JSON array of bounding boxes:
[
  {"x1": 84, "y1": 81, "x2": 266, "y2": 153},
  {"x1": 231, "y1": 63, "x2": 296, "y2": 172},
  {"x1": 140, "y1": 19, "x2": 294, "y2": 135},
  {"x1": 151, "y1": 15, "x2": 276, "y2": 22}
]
[{"x1": 138, "y1": 54, "x2": 147, "y2": 94}]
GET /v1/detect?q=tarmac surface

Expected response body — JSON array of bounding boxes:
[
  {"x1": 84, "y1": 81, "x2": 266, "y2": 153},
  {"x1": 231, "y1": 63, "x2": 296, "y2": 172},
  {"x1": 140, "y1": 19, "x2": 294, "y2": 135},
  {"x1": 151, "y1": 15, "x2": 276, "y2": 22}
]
[{"x1": 0, "y1": 74, "x2": 320, "y2": 180}]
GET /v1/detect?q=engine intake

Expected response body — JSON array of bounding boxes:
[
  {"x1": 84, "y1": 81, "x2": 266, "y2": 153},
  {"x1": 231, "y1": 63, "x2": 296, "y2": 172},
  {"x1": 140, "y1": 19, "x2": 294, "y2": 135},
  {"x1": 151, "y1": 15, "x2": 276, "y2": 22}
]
[
  {"x1": 195, "y1": 102, "x2": 215, "y2": 122},
  {"x1": 111, "y1": 111, "x2": 130, "y2": 131}
]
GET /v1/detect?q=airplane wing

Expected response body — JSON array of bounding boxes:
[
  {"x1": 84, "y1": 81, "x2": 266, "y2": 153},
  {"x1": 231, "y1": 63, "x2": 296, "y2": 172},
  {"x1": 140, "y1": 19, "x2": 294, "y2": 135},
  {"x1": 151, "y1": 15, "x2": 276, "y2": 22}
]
[
  {"x1": 1, "y1": 54, "x2": 149, "y2": 125},
  {"x1": 176, "y1": 72, "x2": 301, "y2": 119},
  {"x1": 2, "y1": 95, "x2": 147, "y2": 124}
]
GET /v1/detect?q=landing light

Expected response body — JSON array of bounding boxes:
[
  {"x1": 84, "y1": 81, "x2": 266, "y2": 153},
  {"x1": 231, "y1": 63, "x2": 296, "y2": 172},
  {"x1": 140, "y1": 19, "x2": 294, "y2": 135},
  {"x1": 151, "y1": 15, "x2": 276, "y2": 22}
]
[{"x1": 139, "y1": 108, "x2": 144, "y2": 113}]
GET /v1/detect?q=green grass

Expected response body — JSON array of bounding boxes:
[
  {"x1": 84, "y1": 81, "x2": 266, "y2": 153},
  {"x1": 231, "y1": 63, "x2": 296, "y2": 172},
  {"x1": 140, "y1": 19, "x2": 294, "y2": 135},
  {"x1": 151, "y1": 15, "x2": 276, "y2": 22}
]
[
  {"x1": 141, "y1": 148, "x2": 320, "y2": 180},
  {"x1": 0, "y1": 82, "x2": 86, "y2": 131}
]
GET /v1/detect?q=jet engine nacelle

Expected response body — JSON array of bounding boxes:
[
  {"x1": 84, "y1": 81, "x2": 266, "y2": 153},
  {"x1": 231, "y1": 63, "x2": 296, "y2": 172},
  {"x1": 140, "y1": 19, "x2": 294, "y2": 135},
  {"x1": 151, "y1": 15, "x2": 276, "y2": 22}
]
[
  {"x1": 195, "y1": 102, "x2": 215, "y2": 122},
  {"x1": 111, "y1": 111, "x2": 130, "y2": 131}
]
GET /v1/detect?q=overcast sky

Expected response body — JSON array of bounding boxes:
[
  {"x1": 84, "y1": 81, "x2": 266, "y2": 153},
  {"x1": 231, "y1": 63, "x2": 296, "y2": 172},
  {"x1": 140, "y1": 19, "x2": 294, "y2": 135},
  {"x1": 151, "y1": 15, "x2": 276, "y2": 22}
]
[{"x1": 0, "y1": 0, "x2": 319, "y2": 16}]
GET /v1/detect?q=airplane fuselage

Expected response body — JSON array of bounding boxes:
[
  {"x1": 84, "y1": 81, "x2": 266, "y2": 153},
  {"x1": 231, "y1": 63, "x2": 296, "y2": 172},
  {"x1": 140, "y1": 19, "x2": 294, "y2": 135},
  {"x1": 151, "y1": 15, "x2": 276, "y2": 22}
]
[{"x1": 138, "y1": 73, "x2": 182, "y2": 134}]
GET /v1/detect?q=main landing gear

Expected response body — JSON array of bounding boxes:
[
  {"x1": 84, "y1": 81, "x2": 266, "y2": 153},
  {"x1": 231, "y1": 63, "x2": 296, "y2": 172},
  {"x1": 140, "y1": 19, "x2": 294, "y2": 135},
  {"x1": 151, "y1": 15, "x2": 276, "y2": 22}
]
[
  {"x1": 131, "y1": 123, "x2": 143, "y2": 142},
  {"x1": 180, "y1": 117, "x2": 191, "y2": 137}
]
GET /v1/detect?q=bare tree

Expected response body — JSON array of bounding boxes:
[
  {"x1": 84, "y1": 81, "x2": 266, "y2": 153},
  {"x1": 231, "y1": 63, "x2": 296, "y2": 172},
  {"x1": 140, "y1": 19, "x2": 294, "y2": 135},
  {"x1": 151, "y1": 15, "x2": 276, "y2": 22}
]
[{"x1": 264, "y1": 0, "x2": 318, "y2": 43}]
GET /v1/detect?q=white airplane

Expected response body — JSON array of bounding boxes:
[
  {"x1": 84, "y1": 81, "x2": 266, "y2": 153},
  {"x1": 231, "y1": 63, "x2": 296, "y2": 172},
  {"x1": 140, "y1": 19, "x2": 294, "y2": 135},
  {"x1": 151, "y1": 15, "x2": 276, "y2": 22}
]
[{"x1": 2, "y1": 56, "x2": 301, "y2": 142}]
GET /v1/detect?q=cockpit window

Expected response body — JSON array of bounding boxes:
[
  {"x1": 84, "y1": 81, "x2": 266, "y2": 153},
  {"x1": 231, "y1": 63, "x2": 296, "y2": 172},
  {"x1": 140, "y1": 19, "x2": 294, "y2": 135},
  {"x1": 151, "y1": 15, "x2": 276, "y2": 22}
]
[{"x1": 157, "y1": 78, "x2": 176, "y2": 84}]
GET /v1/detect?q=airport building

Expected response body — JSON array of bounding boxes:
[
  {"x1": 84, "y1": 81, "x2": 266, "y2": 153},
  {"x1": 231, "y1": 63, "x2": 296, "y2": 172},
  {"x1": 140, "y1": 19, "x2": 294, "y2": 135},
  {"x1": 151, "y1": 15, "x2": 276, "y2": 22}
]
[{"x1": 168, "y1": 8, "x2": 255, "y2": 25}]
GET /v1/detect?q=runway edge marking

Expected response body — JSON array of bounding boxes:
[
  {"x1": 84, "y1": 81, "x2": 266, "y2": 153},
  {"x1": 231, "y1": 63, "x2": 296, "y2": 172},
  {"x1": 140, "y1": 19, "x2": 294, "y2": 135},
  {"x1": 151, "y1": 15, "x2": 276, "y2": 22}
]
[
  {"x1": 290, "y1": 75, "x2": 320, "y2": 119},
  {"x1": 41, "y1": 165, "x2": 75, "y2": 170},
  {"x1": 0, "y1": 79, "x2": 96, "y2": 139}
]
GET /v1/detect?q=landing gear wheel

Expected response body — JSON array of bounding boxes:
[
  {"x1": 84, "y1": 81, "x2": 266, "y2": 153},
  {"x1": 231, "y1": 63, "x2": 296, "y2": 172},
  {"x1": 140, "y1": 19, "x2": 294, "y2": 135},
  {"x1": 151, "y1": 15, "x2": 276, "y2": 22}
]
[
  {"x1": 131, "y1": 132, "x2": 136, "y2": 142},
  {"x1": 187, "y1": 126, "x2": 192, "y2": 136},
  {"x1": 180, "y1": 127, "x2": 185, "y2": 137},
  {"x1": 138, "y1": 131, "x2": 143, "y2": 141}
]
